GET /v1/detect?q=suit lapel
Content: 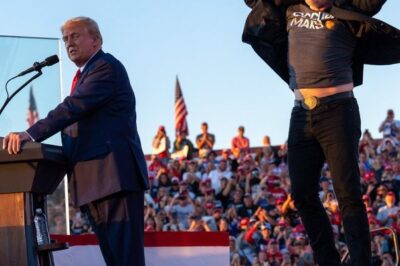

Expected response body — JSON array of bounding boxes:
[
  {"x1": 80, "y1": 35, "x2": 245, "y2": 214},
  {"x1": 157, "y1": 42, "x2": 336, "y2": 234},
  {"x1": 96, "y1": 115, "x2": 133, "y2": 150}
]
[{"x1": 74, "y1": 50, "x2": 105, "y2": 90}]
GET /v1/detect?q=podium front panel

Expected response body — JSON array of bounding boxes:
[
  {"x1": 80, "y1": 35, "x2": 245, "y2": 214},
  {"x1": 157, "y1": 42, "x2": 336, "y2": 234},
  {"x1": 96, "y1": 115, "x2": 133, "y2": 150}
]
[{"x1": 0, "y1": 193, "x2": 29, "y2": 266}]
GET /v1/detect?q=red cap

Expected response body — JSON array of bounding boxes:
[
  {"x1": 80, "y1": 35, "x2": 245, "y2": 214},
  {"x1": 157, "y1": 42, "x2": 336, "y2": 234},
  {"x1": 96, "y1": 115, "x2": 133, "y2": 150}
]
[
  {"x1": 363, "y1": 172, "x2": 374, "y2": 180},
  {"x1": 205, "y1": 188, "x2": 214, "y2": 194},
  {"x1": 387, "y1": 191, "x2": 395, "y2": 197},
  {"x1": 205, "y1": 202, "x2": 214, "y2": 209},
  {"x1": 293, "y1": 224, "x2": 305, "y2": 233},
  {"x1": 240, "y1": 217, "x2": 250, "y2": 227},
  {"x1": 244, "y1": 154, "x2": 253, "y2": 162},
  {"x1": 362, "y1": 194, "x2": 370, "y2": 200},
  {"x1": 368, "y1": 217, "x2": 378, "y2": 225},
  {"x1": 275, "y1": 198, "x2": 285, "y2": 205},
  {"x1": 201, "y1": 178, "x2": 212, "y2": 185},
  {"x1": 385, "y1": 165, "x2": 393, "y2": 171},
  {"x1": 158, "y1": 125, "x2": 165, "y2": 131}
]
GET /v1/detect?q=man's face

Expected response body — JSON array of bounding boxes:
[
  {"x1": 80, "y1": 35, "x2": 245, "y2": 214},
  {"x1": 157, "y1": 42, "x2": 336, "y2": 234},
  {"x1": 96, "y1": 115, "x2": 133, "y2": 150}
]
[
  {"x1": 385, "y1": 194, "x2": 395, "y2": 206},
  {"x1": 261, "y1": 228, "x2": 270, "y2": 239},
  {"x1": 201, "y1": 124, "x2": 208, "y2": 134},
  {"x1": 388, "y1": 110, "x2": 394, "y2": 119},
  {"x1": 62, "y1": 22, "x2": 100, "y2": 67},
  {"x1": 238, "y1": 128, "x2": 244, "y2": 137},
  {"x1": 219, "y1": 160, "x2": 227, "y2": 171}
]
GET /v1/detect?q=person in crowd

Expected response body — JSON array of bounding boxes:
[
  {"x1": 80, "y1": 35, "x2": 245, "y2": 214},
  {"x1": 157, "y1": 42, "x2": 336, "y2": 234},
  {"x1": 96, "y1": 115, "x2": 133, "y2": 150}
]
[
  {"x1": 2, "y1": 16, "x2": 148, "y2": 265},
  {"x1": 144, "y1": 203, "x2": 161, "y2": 231},
  {"x1": 162, "y1": 209, "x2": 183, "y2": 231},
  {"x1": 218, "y1": 217, "x2": 230, "y2": 232},
  {"x1": 319, "y1": 176, "x2": 333, "y2": 200},
  {"x1": 216, "y1": 177, "x2": 235, "y2": 209},
  {"x1": 379, "y1": 109, "x2": 400, "y2": 139},
  {"x1": 265, "y1": 238, "x2": 283, "y2": 266},
  {"x1": 157, "y1": 170, "x2": 172, "y2": 189},
  {"x1": 168, "y1": 191, "x2": 194, "y2": 230},
  {"x1": 238, "y1": 193, "x2": 257, "y2": 218},
  {"x1": 208, "y1": 159, "x2": 233, "y2": 193},
  {"x1": 229, "y1": 236, "x2": 242, "y2": 266},
  {"x1": 169, "y1": 176, "x2": 181, "y2": 197},
  {"x1": 231, "y1": 126, "x2": 250, "y2": 158},
  {"x1": 188, "y1": 214, "x2": 211, "y2": 232},
  {"x1": 202, "y1": 160, "x2": 216, "y2": 180},
  {"x1": 245, "y1": 220, "x2": 273, "y2": 252},
  {"x1": 196, "y1": 122, "x2": 215, "y2": 158},
  {"x1": 236, "y1": 217, "x2": 257, "y2": 265},
  {"x1": 148, "y1": 155, "x2": 166, "y2": 178},
  {"x1": 182, "y1": 160, "x2": 201, "y2": 183},
  {"x1": 221, "y1": 148, "x2": 239, "y2": 172},
  {"x1": 359, "y1": 129, "x2": 377, "y2": 159},
  {"x1": 171, "y1": 131, "x2": 195, "y2": 160},
  {"x1": 262, "y1": 135, "x2": 271, "y2": 148},
  {"x1": 253, "y1": 183, "x2": 270, "y2": 210},
  {"x1": 168, "y1": 158, "x2": 183, "y2": 179},
  {"x1": 376, "y1": 191, "x2": 399, "y2": 226},
  {"x1": 152, "y1": 125, "x2": 171, "y2": 164},
  {"x1": 266, "y1": 175, "x2": 287, "y2": 201},
  {"x1": 201, "y1": 202, "x2": 219, "y2": 231}
]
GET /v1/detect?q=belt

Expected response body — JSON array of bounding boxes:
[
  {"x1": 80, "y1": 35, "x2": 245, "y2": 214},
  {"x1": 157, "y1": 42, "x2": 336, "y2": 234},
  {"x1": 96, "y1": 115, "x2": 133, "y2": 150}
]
[{"x1": 294, "y1": 91, "x2": 354, "y2": 110}]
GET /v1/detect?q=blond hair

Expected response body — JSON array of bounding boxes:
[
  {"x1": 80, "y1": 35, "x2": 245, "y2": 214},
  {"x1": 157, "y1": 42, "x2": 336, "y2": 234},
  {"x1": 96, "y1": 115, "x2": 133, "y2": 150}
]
[{"x1": 61, "y1": 16, "x2": 103, "y2": 44}]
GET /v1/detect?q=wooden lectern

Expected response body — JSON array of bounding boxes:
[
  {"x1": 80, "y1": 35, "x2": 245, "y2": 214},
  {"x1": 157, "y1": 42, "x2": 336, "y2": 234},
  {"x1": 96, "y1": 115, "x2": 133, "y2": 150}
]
[{"x1": 0, "y1": 138, "x2": 68, "y2": 266}]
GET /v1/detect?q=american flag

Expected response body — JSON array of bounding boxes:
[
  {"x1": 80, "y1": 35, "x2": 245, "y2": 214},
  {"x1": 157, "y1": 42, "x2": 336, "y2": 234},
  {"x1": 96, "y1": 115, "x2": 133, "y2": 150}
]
[
  {"x1": 27, "y1": 86, "x2": 39, "y2": 127},
  {"x1": 175, "y1": 76, "x2": 189, "y2": 135}
]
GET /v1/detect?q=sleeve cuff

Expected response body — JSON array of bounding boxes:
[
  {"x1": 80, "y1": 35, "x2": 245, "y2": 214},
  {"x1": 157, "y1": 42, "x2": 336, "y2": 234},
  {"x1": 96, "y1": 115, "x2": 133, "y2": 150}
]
[{"x1": 25, "y1": 131, "x2": 35, "y2": 142}]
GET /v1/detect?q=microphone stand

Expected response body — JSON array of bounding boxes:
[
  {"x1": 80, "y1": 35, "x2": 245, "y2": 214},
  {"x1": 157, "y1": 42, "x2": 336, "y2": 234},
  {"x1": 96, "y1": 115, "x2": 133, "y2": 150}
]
[{"x1": 0, "y1": 70, "x2": 42, "y2": 116}]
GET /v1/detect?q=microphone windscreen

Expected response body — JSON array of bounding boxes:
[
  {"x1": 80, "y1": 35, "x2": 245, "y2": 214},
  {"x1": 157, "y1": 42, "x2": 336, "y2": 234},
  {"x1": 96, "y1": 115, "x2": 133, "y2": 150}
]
[{"x1": 45, "y1": 55, "x2": 59, "y2": 66}]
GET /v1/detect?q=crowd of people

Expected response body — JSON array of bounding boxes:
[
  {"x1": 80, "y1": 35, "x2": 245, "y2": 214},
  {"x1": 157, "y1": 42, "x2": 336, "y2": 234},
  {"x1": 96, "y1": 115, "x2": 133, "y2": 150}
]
[{"x1": 50, "y1": 109, "x2": 400, "y2": 266}]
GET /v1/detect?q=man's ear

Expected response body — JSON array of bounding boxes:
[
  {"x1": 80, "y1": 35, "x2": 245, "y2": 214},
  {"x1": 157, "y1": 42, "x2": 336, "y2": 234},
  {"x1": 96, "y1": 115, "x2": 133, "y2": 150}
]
[{"x1": 93, "y1": 36, "x2": 101, "y2": 49}]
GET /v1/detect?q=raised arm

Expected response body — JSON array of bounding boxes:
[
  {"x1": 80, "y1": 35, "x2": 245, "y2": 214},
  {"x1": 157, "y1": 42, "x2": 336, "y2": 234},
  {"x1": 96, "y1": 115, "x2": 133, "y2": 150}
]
[
  {"x1": 271, "y1": 0, "x2": 387, "y2": 16},
  {"x1": 345, "y1": 0, "x2": 387, "y2": 16}
]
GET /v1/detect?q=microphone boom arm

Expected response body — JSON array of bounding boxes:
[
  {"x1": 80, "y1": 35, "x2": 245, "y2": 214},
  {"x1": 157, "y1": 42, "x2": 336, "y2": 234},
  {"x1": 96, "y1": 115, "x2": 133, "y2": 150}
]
[{"x1": 0, "y1": 70, "x2": 42, "y2": 116}]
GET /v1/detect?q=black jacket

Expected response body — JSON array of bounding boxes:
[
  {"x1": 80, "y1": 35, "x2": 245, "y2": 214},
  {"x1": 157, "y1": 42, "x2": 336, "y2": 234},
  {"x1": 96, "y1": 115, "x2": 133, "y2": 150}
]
[{"x1": 242, "y1": 0, "x2": 400, "y2": 89}]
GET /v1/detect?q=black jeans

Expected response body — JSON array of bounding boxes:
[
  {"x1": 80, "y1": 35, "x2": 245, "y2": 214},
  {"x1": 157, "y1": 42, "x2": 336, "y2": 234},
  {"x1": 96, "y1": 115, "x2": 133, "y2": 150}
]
[{"x1": 287, "y1": 97, "x2": 371, "y2": 266}]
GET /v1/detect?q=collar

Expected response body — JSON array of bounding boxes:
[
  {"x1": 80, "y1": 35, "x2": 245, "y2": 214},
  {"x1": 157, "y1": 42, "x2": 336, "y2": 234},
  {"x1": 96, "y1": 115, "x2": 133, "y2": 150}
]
[{"x1": 79, "y1": 48, "x2": 101, "y2": 72}]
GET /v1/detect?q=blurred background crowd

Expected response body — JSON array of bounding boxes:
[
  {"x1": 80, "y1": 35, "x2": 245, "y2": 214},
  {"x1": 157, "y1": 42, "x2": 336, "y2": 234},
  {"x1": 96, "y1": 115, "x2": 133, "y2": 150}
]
[{"x1": 48, "y1": 109, "x2": 400, "y2": 266}]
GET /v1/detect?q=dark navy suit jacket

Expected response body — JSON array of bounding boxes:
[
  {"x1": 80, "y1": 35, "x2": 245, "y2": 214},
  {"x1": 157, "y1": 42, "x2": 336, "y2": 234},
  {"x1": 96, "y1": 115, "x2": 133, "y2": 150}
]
[{"x1": 27, "y1": 50, "x2": 149, "y2": 206}]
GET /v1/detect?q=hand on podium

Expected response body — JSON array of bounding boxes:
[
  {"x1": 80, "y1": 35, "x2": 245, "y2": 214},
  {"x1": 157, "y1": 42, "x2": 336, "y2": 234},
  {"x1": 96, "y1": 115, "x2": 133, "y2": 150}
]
[{"x1": 2, "y1": 131, "x2": 32, "y2": 154}]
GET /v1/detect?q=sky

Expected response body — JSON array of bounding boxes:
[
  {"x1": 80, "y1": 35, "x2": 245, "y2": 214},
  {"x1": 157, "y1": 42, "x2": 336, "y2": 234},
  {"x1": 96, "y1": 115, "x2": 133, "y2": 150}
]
[{"x1": 0, "y1": 0, "x2": 399, "y2": 154}]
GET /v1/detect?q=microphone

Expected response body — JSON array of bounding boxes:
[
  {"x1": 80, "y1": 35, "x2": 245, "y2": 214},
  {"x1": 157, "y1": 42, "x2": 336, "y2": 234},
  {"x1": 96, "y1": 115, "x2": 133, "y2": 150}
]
[{"x1": 17, "y1": 55, "x2": 59, "y2": 77}]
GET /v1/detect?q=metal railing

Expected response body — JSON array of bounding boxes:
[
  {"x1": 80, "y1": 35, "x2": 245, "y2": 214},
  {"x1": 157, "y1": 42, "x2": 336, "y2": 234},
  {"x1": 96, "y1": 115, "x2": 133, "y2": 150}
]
[{"x1": 341, "y1": 226, "x2": 399, "y2": 266}]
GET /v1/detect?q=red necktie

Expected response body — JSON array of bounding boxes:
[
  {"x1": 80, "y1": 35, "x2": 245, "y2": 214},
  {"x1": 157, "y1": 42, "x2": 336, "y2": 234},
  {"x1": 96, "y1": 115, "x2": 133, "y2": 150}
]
[{"x1": 70, "y1": 69, "x2": 81, "y2": 95}]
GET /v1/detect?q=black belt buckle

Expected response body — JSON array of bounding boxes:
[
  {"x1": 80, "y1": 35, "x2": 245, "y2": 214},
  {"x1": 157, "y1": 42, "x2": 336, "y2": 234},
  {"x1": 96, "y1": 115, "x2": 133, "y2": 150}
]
[{"x1": 301, "y1": 96, "x2": 319, "y2": 110}]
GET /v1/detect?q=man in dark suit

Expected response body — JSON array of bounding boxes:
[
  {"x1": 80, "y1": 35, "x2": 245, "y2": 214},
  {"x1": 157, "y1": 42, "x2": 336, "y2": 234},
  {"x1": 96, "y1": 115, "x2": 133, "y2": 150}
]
[{"x1": 2, "y1": 16, "x2": 148, "y2": 266}]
